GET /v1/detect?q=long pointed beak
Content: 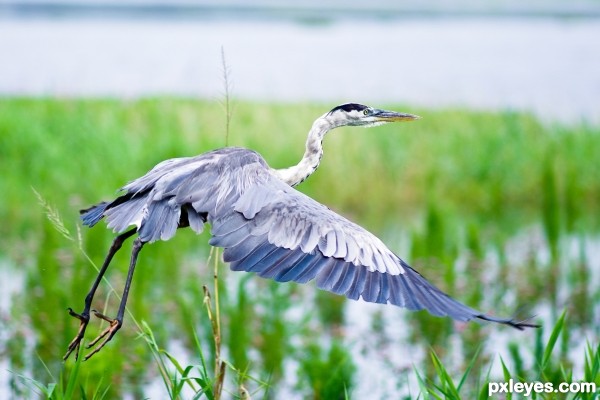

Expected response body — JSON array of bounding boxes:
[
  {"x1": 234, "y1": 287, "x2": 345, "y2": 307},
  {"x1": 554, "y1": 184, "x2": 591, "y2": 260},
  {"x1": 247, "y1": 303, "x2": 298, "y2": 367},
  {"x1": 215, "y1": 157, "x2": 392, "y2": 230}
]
[{"x1": 373, "y1": 109, "x2": 421, "y2": 122}]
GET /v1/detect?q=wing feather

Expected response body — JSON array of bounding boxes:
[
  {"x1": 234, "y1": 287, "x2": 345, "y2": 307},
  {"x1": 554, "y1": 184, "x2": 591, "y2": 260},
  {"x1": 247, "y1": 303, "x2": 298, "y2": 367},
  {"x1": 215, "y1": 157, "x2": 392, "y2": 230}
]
[
  {"x1": 346, "y1": 266, "x2": 368, "y2": 301},
  {"x1": 210, "y1": 222, "x2": 252, "y2": 248},
  {"x1": 220, "y1": 234, "x2": 266, "y2": 264},
  {"x1": 230, "y1": 244, "x2": 277, "y2": 272},
  {"x1": 377, "y1": 274, "x2": 390, "y2": 304},
  {"x1": 273, "y1": 252, "x2": 321, "y2": 283},
  {"x1": 362, "y1": 272, "x2": 382, "y2": 303},
  {"x1": 315, "y1": 257, "x2": 343, "y2": 291},
  {"x1": 245, "y1": 247, "x2": 292, "y2": 274},
  {"x1": 293, "y1": 256, "x2": 330, "y2": 284},
  {"x1": 258, "y1": 249, "x2": 310, "y2": 280},
  {"x1": 344, "y1": 235, "x2": 359, "y2": 264},
  {"x1": 301, "y1": 224, "x2": 321, "y2": 253},
  {"x1": 330, "y1": 263, "x2": 357, "y2": 295}
]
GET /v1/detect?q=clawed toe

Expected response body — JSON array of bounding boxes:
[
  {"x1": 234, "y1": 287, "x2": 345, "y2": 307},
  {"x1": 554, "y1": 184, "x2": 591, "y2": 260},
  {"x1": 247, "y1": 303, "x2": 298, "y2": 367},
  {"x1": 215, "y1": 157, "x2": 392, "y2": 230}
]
[
  {"x1": 67, "y1": 307, "x2": 87, "y2": 322},
  {"x1": 63, "y1": 308, "x2": 90, "y2": 361},
  {"x1": 83, "y1": 310, "x2": 122, "y2": 361},
  {"x1": 63, "y1": 307, "x2": 122, "y2": 361}
]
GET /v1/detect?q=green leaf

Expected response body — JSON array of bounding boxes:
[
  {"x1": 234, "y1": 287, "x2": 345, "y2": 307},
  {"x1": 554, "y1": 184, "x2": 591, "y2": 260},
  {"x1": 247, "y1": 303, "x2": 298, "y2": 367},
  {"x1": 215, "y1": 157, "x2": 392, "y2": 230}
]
[{"x1": 542, "y1": 310, "x2": 567, "y2": 371}]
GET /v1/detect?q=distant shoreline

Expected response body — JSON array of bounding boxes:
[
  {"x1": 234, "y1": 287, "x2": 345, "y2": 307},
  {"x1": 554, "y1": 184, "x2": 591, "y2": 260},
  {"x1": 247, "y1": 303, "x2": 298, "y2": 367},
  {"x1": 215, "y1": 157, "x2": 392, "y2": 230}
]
[{"x1": 2, "y1": 1, "x2": 600, "y2": 21}]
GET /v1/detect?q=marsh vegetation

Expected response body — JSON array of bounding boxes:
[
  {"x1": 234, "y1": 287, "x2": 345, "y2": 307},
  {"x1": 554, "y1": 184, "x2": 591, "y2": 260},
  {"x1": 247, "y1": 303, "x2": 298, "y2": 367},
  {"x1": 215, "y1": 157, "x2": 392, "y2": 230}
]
[{"x1": 1, "y1": 98, "x2": 599, "y2": 398}]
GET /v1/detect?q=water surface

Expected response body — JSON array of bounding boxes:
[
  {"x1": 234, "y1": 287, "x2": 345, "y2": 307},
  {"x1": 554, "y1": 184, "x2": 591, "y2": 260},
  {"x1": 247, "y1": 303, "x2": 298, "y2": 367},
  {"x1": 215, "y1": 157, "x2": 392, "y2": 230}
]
[{"x1": 1, "y1": 16, "x2": 599, "y2": 123}]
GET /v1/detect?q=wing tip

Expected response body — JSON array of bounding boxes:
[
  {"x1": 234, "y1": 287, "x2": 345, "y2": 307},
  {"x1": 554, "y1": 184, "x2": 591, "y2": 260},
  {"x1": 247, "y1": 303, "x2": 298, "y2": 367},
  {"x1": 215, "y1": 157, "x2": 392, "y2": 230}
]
[{"x1": 475, "y1": 314, "x2": 541, "y2": 331}]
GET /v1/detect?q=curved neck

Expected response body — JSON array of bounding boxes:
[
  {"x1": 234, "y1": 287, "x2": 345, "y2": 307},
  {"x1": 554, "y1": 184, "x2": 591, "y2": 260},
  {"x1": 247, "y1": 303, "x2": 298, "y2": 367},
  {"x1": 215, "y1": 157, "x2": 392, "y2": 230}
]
[{"x1": 272, "y1": 114, "x2": 337, "y2": 186}]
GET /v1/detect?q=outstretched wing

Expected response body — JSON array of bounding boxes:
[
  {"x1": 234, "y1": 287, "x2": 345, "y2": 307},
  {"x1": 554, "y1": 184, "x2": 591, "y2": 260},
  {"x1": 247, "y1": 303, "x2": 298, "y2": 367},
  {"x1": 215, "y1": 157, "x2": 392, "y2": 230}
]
[
  {"x1": 207, "y1": 167, "x2": 532, "y2": 329},
  {"x1": 82, "y1": 147, "x2": 533, "y2": 329}
]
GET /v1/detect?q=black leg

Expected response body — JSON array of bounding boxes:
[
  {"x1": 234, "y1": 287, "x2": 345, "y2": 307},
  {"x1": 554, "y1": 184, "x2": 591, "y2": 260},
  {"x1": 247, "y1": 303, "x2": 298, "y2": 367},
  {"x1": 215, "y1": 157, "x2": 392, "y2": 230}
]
[
  {"x1": 84, "y1": 237, "x2": 145, "y2": 360},
  {"x1": 63, "y1": 228, "x2": 137, "y2": 361}
]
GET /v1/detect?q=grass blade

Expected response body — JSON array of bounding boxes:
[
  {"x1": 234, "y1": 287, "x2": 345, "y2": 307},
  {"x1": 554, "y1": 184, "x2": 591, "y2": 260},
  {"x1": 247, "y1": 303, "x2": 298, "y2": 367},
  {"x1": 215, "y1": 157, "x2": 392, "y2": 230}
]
[{"x1": 542, "y1": 310, "x2": 567, "y2": 370}]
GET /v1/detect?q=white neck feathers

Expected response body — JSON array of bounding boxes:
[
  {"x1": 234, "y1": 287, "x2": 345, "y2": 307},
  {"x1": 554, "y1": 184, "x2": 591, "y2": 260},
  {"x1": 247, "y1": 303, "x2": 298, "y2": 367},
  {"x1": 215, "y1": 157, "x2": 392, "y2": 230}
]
[{"x1": 271, "y1": 115, "x2": 335, "y2": 186}]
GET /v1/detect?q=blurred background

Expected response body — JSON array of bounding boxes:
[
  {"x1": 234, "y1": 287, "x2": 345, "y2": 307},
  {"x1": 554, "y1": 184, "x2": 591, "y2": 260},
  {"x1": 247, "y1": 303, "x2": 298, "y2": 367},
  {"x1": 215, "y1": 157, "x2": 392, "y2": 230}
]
[
  {"x1": 2, "y1": 0, "x2": 600, "y2": 123},
  {"x1": 1, "y1": 1, "x2": 600, "y2": 399}
]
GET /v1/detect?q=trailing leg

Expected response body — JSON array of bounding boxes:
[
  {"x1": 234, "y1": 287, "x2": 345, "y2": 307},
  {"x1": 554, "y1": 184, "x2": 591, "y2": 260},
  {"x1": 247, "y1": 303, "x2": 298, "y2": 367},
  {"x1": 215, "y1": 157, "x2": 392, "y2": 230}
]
[
  {"x1": 84, "y1": 237, "x2": 145, "y2": 360},
  {"x1": 63, "y1": 228, "x2": 137, "y2": 360}
]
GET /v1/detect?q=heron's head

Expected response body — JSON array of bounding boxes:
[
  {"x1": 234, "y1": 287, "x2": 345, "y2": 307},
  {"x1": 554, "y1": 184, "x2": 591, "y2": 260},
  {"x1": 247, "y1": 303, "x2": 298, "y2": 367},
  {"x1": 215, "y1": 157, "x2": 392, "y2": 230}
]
[{"x1": 326, "y1": 103, "x2": 420, "y2": 128}]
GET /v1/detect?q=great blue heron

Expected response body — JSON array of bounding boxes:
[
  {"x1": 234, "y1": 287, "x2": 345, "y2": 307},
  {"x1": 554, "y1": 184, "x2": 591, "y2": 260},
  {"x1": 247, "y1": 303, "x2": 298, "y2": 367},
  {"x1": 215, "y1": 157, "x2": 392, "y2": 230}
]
[{"x1": 64, "y1": 103, "x2": 537, "y2": 361}]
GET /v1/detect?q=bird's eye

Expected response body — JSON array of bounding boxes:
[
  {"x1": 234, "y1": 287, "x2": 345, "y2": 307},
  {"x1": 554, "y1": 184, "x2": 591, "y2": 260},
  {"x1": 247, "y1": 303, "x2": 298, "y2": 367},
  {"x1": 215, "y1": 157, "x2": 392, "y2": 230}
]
[{"x1": 363, "y1": 109, "x2": 370, "y2": 115}]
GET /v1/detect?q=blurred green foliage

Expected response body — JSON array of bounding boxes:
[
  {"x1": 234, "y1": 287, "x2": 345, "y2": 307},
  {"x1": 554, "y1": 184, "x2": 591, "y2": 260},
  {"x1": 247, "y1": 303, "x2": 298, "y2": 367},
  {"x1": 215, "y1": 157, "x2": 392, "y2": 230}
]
[{"x1": 1, "y1": 98, "x2": 599, "y2": 398}]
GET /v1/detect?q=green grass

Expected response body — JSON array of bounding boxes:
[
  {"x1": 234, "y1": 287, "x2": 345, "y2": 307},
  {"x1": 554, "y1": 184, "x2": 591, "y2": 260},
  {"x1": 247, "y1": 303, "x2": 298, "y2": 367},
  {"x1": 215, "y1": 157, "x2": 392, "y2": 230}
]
[
  {"x1": 1, "y1": 98, "x2": 599, "y2": 398},
  {"x1": 417, "y1": 311, "x2": 600, "y2": 400},
  {"x1": 2, "y1": 98, "x2": 599, "y2": 252}
]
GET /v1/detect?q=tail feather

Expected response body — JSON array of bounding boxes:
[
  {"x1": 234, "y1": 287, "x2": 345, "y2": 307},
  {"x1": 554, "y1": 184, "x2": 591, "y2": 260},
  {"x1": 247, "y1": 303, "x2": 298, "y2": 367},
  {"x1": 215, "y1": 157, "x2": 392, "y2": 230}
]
[
  {"x1": 81, "y1": 192, "x2": 145, "y2": 231},
  {"x1": 80, "y1": 202, "x2": 109, "y2": 227}
]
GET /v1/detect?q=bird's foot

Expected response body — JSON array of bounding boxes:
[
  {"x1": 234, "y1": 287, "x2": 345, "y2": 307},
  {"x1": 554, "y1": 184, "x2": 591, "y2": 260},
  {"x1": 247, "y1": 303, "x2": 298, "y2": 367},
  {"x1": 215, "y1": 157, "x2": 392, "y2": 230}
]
[
  {"x1": 83, "y1": 310, "x2": 122, "y2": 361},
  {"x1": 63, "y1": 307, "x2": 90, "y2": 361}
]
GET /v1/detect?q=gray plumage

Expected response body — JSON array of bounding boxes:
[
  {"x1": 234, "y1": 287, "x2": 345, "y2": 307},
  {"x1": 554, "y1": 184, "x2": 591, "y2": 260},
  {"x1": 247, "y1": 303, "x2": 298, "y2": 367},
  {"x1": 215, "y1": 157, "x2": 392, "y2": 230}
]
[
  {"x1": 83, "y1": 147, "x2": 530, "y2": 327},
  {"x1": 67, "y1": 103, "x2": 536, "y2": 362}
]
